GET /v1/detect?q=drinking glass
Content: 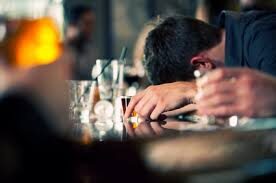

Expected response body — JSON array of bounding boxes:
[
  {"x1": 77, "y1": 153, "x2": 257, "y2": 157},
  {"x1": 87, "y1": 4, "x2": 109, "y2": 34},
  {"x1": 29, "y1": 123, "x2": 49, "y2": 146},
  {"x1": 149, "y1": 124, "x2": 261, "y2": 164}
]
[
  {"x1": 92, "y1": 100, "x2": 114, "y2": 141},
  {"x1": 121, "y1": 96, "x2": 140, "y2": 129},
  {"x1": 93, "y1": 59, "x2": 119, "y2": 101},
  {"x1": 68, "y1": 80, "x2": 104, "y2": 143},
  {"x1": 68, "y1": 80, "x2": 95, "y2": 124}
]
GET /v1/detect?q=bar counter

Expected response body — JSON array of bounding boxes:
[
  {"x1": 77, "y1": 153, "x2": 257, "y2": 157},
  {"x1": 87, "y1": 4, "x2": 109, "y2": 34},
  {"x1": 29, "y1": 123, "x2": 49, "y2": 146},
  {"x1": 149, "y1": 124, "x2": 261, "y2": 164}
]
[{"x1": 2, "y1": 115, "x2": 276, "y2": 183}]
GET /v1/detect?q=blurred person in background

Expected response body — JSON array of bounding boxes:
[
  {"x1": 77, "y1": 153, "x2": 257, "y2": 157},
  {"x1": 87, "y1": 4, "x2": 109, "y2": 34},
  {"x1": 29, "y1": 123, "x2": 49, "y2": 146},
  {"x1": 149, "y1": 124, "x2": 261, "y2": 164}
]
[
  {"x1": 124, "y1": 11, "x2": 276, "y2": 135},
  {"x1": 0, "y1": 51, "x2": 75, "y2": 183},
  {"x1": 66, "y1": 4, "x2": 98, "y2": 80},
  {"x1": 125, "y1": 19, "x2": 158, "y2": 91}
]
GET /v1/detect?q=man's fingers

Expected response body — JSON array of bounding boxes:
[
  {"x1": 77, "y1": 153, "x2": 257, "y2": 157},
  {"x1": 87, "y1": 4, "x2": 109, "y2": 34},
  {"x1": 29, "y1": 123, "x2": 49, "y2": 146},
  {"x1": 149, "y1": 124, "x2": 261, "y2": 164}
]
[
  {"x1": 197, "y1": 93, "x2": 236, "y2": 110},
  {"x1": 163, "y1": 104, "x2": 197, "y2": 117},
  {"x1": 150, "y1": 101, "x2": 166, "y2": 120},
  {"x1": 198, "y1": 104, "x2": 242, "y2": 117},
  {"x1": 137, "y1": 99, "x2": 157, "y2": 119},
  {"x1": 198, "y1": 68, "x2": 243, "y2": 88},
  {"x1": 198, "y1": 81, "x2": 238, "y2": 100},
  {"x1": 134, "y1": 94, "x2": 152, "y2": 115},
  {"x1": 124, "y1": 91, "x2": 145, "y2": 118}
]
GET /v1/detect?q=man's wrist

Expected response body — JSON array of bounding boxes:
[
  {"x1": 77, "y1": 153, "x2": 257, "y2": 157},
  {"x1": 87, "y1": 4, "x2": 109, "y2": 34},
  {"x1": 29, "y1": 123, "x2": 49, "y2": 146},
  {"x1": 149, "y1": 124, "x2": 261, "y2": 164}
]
[{"x1": 180, "y1": 81, "x2": 197, "y2": 104}]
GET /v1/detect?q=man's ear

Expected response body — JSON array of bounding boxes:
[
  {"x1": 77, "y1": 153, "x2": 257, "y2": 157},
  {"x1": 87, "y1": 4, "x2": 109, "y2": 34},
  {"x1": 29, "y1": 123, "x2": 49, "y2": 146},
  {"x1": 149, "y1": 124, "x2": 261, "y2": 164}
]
[{"x1": 190, "y1": 56, "x2": 215, "y2": 70}]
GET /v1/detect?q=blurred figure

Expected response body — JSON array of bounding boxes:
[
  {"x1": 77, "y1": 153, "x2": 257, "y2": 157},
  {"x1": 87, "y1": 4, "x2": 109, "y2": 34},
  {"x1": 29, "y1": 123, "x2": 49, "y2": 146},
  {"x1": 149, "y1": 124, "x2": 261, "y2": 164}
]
[
  {"x1": 240, "y1": 0, "x2": 276, "y2": 11},
  {"x1": 66, "y1": 4, "x2": 98, "y2": 80},
  {"x1": 0, "y1": 17, "x2": 73, "y2": 137},
  {"x1": 0, "y1": 57, "x2": 74, "y2": 183},
  {"x1": 0, "y1": 17, "x2": 76, "y2": 182},
  {"x1": 195, "y1": 0, "x2": 237, "y2": 24},
  {"x1": 0, "y1": 52, "x2": 73, "y2": 138}
]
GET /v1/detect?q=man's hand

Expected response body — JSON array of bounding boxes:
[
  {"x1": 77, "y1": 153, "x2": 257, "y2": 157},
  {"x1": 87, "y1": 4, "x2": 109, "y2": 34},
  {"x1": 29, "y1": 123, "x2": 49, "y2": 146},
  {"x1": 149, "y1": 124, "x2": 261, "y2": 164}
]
[
  {"x1": 124, "y1": 82, "x2": 197, "y2": 120},
  {"x1": 196, "y1": 68, "x2": 276, "y2": 117}
]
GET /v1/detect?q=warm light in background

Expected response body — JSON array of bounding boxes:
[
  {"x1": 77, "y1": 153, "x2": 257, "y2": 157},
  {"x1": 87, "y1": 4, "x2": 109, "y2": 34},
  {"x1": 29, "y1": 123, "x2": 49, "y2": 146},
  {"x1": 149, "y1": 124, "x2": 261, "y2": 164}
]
[{"x1": 1, "y1": 17, "x2": 63, "y2": 68}]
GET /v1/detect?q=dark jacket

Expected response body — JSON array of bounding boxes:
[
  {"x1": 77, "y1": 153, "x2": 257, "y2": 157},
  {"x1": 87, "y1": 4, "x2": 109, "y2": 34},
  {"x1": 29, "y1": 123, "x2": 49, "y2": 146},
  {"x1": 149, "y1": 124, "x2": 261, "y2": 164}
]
[{"x1": 219, "y1": 11, "x2": 276, "y2": 76}]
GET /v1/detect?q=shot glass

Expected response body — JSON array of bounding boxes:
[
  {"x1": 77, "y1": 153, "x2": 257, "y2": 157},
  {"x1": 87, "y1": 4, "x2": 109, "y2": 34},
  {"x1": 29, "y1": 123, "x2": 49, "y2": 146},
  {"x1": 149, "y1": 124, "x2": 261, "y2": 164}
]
[{"x1": 121, "y1": 96, "x2": 140, "y2": 129}]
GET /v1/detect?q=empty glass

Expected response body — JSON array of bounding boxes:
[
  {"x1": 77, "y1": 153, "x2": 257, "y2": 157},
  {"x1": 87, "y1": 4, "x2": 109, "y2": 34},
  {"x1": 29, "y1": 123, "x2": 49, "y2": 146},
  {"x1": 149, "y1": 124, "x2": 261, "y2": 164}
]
[{"x1": 68, "y1": 80, "x2": 95, "y2": 124}]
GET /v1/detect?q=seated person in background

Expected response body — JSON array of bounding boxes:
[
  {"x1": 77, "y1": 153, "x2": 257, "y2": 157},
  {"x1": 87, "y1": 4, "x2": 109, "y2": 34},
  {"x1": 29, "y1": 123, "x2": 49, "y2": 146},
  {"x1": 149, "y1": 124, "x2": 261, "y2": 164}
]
[
  {"x1": 125, "y1": 11, "x2": 276, "y2": 136},
  {"x1": 66, "y1": 4, "x2": 98, "y2": 80}
]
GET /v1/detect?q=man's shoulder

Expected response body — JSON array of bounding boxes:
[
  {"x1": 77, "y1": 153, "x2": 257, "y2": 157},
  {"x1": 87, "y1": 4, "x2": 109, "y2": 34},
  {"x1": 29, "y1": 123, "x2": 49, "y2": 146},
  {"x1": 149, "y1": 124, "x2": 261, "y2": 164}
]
[
  {"x1": 243, "y1": 11, "x2": 276, "y2": 28},
  {"x1": 241, "y1": 11, "x2": 276, "y2": 44},
  {"x1": 221, "y1": 10, "x2": 276, "y2": 44},
  {"x1": 219, "y1": 10, "x2": 276, "y2": 26}
]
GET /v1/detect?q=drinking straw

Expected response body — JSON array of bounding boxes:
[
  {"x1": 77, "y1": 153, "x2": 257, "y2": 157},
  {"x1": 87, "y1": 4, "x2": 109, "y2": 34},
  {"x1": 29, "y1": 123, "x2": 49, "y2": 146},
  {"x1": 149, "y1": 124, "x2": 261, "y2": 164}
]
[
  {"x1": 119, "y1": 46, "x2": 127, "y2": 64},
  {"x1": 117, "y1": 46, "x2": 127, "y2": 89}
]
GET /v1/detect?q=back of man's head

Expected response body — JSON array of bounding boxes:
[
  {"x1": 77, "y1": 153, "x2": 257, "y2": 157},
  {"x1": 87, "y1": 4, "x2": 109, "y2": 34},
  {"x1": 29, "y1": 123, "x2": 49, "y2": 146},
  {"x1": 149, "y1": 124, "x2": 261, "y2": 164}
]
[{"x1": 144, "y1": 16, "x2": 221, "y2": 85}]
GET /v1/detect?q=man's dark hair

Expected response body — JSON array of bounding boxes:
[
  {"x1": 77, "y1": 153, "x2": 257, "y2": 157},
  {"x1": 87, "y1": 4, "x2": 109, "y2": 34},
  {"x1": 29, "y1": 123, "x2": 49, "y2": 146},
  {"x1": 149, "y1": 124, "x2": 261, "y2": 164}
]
[{"x1": 144, "y1": 15, "x2": 222, "y2": 85}]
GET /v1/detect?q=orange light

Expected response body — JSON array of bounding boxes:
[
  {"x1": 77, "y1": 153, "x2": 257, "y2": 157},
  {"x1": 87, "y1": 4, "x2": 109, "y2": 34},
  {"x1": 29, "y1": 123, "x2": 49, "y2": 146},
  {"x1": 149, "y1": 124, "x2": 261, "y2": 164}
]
[{"x1": 1, "y1": 17, "x2": 63, "y2": 68}]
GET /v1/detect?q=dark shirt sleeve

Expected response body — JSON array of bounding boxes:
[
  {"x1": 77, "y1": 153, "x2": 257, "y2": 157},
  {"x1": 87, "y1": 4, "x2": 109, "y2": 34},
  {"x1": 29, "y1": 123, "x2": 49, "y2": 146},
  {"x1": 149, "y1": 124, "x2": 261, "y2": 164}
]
[{"x1": 247, "y1": 23, "x2": 276, "y2": 76}]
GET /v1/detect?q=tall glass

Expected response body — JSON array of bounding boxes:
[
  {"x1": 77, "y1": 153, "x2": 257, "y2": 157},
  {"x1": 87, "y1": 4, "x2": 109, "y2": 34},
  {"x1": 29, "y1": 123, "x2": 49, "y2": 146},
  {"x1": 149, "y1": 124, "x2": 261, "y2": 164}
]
[
  {"x1": 68, "y1": 80, "x2": 103, "y2": 143},
  {"x1": 121, "y1": 96, "x2": 140, "y2": 129},
  {"x1": 93, "y1": 59, "x2": 119, "y2": 101},
  {"x1": 68, "y1": 80, "x2": 95, "y2": 124}
]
